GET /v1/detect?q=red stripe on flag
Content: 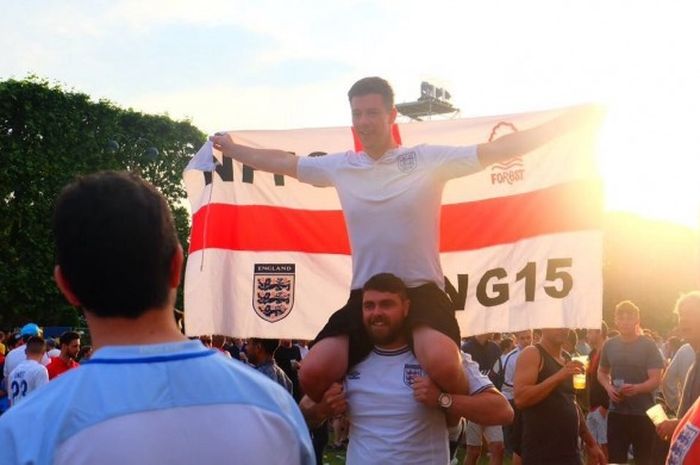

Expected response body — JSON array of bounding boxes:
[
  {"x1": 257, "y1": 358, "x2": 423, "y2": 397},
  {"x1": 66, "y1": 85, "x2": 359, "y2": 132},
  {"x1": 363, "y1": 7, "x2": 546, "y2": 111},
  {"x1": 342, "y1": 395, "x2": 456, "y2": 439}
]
[{"x1": 189, "y1": 180, "x2": 602, "y2": 254}]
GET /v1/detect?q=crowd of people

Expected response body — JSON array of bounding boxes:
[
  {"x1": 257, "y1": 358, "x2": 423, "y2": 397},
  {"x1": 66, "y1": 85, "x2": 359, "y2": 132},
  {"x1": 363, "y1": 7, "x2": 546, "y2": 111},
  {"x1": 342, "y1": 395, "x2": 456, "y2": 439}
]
[
  {"x1": 0, "y1": 76, "x2": 697, "y2": 465},
  {"x1": 3, "y1": 295, "x2": 698, "y2": 465}
]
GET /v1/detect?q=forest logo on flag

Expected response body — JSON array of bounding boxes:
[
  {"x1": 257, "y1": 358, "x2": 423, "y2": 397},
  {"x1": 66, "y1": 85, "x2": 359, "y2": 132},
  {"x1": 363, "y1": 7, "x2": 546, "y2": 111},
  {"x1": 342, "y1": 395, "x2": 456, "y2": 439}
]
[
  {"x1": 253, "y1": 264, "x2": 295, "y2": 322},
  {"x1": 488, "y1": 121, "x2": 525, "y2": 185}
]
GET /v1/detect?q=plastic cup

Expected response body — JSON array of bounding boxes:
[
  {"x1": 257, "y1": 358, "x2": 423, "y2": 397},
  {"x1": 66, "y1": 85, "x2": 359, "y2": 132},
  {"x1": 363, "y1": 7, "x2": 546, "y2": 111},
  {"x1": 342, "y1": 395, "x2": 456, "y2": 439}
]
[
  {"x1": 571, "y1": 356, "x2": 588, "y2": 390},
  {"x1": 572, "y1": 355, "x2": 589, "y2": 370},
  {"x1": 646, "y1": 404, "x2": 669, "y2": 426}
]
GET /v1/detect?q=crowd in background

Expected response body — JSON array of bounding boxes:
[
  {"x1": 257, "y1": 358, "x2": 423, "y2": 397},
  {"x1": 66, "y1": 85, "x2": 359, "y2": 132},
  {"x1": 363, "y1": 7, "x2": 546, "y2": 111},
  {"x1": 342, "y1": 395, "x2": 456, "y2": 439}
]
[{"x1": 4, "y1": 292, "x2": 696, "y2": 465}]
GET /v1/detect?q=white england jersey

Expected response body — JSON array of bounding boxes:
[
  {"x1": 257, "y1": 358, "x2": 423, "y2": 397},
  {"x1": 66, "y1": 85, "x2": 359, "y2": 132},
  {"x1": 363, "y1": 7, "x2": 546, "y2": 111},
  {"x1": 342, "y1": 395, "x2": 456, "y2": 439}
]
[
  {"x1": 0, "y1": 340, "x2": 315, "y2": 465},
  {"x1": 344, "y1": 346, "x2": 492, "y2": 465},
  {"x1": 3, "y1": 345, "x2": 50, "y2": 381},
  {"x1": 8, "y1": 359, "x2": 48, "y2": 406},
  {"x1": 297, "y1": 144, "x2": 481, "y2": 289}
]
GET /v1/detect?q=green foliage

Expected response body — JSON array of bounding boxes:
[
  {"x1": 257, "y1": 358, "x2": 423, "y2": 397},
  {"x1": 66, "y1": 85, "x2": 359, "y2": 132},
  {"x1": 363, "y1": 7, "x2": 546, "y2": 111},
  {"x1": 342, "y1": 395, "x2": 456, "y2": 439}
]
[{"x1": 0, "y1": 76, "x2": 204, "y2": 328}]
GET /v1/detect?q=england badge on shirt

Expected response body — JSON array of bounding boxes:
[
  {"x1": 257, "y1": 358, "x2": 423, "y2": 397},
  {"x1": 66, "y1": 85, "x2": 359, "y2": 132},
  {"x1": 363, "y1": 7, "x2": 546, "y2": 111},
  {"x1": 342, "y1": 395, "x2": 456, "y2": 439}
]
[
  {"x1": 403, "y1": 363, "x2": 425, "y2": 386},
  {"x1": 397, "y1": 151, "x2": 417, "y2": 173},
  {"x1": 253, "y1": 264, "x2": 295, "y2": 322}
]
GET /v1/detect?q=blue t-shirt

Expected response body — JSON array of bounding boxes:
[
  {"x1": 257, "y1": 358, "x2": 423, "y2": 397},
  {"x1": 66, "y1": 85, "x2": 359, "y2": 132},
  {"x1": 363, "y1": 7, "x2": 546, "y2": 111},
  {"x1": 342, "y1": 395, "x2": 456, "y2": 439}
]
[{"x1": 600, "y1": 335, "x2": 664, "y2": 415}]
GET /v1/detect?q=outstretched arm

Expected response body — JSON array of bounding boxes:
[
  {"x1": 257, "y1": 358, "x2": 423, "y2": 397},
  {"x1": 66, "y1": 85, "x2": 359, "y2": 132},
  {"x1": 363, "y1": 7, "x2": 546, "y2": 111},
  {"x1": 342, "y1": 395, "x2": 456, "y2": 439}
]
[
  {"x1": 476, "y1": 105, "x2": 603, "y2": 168},
  {"x1": 210, "y1": 133, "x2": 299, "y2": 178}
]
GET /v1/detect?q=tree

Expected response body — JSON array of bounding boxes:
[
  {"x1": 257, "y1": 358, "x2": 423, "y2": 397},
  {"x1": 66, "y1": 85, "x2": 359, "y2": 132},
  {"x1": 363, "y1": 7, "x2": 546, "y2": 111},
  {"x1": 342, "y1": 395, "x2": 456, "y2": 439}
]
[{"x1": 0, "y1": 77, "x2": 204, "y2": 328}]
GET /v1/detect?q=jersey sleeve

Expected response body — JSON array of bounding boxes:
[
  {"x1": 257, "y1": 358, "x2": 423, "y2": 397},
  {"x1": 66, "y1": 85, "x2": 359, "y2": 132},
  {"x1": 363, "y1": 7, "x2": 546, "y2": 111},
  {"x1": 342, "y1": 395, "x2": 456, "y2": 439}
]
[
  {"x1": 461, "y1": 352, "x2": 494, "y2": 394},
  {"x1": 35, "y1": 366, "x2": 49, "y2": 389},
  {"x1": 419, "y1": 144, "x2": 483, "y2": 181},
  {"x1": 296, "y1": 152, "x2": 345, "y2": 187}
]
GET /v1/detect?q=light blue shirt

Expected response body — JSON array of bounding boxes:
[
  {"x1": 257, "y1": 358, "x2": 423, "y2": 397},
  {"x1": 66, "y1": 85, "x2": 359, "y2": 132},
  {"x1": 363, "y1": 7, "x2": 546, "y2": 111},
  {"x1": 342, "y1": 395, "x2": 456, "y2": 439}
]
[{"x1": 0, "y1": 340, "x2": 314, "y2": 465}]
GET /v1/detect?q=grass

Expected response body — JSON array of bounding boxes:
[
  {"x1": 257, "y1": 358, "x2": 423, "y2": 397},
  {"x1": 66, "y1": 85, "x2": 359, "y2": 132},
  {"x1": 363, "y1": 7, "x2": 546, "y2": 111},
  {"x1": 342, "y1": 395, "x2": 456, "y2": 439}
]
[{"x1": 322, "y1": 447, "x2": 514, "y2": 465}]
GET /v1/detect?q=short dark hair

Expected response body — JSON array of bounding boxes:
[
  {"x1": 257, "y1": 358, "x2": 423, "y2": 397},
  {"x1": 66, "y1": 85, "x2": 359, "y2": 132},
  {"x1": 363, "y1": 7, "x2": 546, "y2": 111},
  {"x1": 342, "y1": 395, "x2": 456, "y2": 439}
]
[
  {"x1": 59, "y1": 331, "x2": 80, "y2": 346},
  {"x1": 249, "y1": 338, "x2": 280, "y2": 355},
  {"x1": 53, "y1": 171, "x2": 179, "y2": 318},
  {"x1": 615, "y1": 300, "x2": 640, "y2": 318},
  {"x1": 25, "y1": 336, "x2": 46, "y2": 355},
  {"x1": 348, "y1": 77, "x2": 394, "y2": 110},
  {"x1": 362, "y1": 273, "x2": 408, "y2": 300}
]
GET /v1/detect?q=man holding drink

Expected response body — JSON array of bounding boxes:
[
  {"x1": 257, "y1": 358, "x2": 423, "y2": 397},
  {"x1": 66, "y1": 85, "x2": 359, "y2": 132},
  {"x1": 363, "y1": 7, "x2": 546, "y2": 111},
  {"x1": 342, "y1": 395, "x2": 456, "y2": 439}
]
[{"x1": 597, "y1": 300, "x2": 664, "y2": 465}]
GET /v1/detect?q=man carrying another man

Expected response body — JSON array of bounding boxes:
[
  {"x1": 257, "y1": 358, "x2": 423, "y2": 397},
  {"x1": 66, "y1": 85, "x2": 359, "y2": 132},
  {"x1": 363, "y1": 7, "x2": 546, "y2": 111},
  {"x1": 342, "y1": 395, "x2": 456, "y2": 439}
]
[{"x1": 300, "y1": 273, "x2": 513, "y2": 465}]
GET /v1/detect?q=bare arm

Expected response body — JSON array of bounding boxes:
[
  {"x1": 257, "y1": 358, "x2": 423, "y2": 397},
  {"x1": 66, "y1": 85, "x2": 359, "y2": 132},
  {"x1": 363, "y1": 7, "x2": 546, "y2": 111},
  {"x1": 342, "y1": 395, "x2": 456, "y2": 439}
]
[
  {"x1": 597, "y1": 364, "x2": 623, "y2": 403},
  {"x1": 450, "y1": 388, "x2": 513, "y2": 425},
  {"x1": 298, "y1": 382, "x2": 347, "y2": 428},
  {"x1": 476, "y1": 105, "x2": 603, "y2": 168},
  {"x1": 513, "y1": 346, "x2": 582, "y2": 409},
  {"x1": 210, "y1": 133, "x2": 299, "y2": 178},
  {"x1": 412, "y1": 376, "x2": 513, "y2": 425}
]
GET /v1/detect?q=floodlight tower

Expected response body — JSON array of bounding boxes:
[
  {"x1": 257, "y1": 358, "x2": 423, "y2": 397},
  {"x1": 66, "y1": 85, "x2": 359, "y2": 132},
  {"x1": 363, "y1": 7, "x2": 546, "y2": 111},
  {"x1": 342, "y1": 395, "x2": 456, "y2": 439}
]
[{"x1": 396, "y1": 81, "x2": 459, "y2": 121}]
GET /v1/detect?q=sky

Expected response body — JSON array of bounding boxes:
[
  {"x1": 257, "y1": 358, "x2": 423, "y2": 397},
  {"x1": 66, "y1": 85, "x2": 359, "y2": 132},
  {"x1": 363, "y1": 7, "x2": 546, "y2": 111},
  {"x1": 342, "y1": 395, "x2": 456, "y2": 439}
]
[{"x1": 2, "y1": 0, "x2": 698, "y2": 228}]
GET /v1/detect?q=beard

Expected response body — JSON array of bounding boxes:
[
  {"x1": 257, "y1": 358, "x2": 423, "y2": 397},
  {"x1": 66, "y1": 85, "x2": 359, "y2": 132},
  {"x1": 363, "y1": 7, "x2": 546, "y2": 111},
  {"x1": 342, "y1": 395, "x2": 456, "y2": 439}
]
[{"x1": 365, "y1": 315, "x2": 407, "y2": 346}]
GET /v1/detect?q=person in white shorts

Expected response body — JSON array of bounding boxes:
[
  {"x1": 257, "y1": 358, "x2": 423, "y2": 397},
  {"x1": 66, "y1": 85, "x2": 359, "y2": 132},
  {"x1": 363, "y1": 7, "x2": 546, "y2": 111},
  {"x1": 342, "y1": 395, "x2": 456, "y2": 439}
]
[
  {"x1": 0, "y1": 171, "x2": 314, "y2": 465},
  {"x1": 300, "y1": 273, "x2": 513, "y2": 465},
  {"x1": 8, "y1": 336, "x2": 49, "y2": 406}
]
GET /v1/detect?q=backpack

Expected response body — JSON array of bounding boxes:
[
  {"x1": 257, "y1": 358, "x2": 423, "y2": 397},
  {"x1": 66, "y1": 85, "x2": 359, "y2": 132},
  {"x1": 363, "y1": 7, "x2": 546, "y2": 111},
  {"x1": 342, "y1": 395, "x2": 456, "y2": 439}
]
[
  {"x1": 491, "y1": 349, "x2": 520, "y2": 391},
  {"x1": 490, "y1": 356, "x2": 506, "y2": 390}
]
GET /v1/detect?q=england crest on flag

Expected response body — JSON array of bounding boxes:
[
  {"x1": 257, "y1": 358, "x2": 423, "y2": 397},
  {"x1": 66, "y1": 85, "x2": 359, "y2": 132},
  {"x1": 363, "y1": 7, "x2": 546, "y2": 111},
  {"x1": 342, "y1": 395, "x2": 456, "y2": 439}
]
[
  {"x1": 253, "y1": 264, "x2": 295, "y2": 322},
  {"x1": 403, "y1": 363, "x2": 425, "y2": 386}
]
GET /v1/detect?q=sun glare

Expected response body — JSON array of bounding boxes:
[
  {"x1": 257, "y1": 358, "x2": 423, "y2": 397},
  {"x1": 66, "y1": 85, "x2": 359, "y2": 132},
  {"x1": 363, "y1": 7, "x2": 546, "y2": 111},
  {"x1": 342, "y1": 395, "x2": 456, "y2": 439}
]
[{"x1": 597, "y1": 99, "x2": 699, "y2": 230}]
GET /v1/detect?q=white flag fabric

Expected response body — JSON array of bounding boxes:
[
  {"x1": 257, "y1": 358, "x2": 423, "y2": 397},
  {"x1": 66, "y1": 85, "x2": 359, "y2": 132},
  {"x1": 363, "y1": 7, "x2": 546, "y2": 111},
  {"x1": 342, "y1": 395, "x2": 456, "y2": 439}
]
[{"x1": 183, "y1": 107, "x2": 603, "y2": 339}]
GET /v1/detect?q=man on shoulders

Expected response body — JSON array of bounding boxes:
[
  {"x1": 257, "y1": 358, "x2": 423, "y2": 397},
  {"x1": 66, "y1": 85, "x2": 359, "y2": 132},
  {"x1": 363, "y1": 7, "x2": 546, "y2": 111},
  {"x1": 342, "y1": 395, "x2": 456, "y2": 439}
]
[
  {"x1": 0, "y1": 171, "x2": 314, "y2": 465},
  {"x1": 211, "y1": 76, "x2": 602, "y2": 406}
]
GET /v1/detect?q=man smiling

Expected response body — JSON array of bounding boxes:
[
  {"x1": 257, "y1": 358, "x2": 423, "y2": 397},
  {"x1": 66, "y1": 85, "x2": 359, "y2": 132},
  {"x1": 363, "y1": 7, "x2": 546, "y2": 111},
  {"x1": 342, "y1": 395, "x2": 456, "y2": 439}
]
[{"x1": 211, "y1": 77, "x2": 600, "y2": 406}]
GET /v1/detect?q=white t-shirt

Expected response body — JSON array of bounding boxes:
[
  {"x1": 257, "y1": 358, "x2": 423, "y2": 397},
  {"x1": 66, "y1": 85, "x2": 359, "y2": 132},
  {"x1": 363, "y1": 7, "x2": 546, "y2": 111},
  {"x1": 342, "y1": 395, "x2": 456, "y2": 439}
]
[
  {"x1": 343, "y1": 346, "x2": 492, "y2": 465},
  {"x1": 297, "y1": 144, "x2": 481, "y2": 289},
  {"x1": 0, "y1": 340, "x2": 314, "y2": 465},
  {"x1": 3, "y1": 344, "x2": 50, "y2": 382},
  {"x1": 8, "y1": 359, "x2": 49, "y2": 406}
]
